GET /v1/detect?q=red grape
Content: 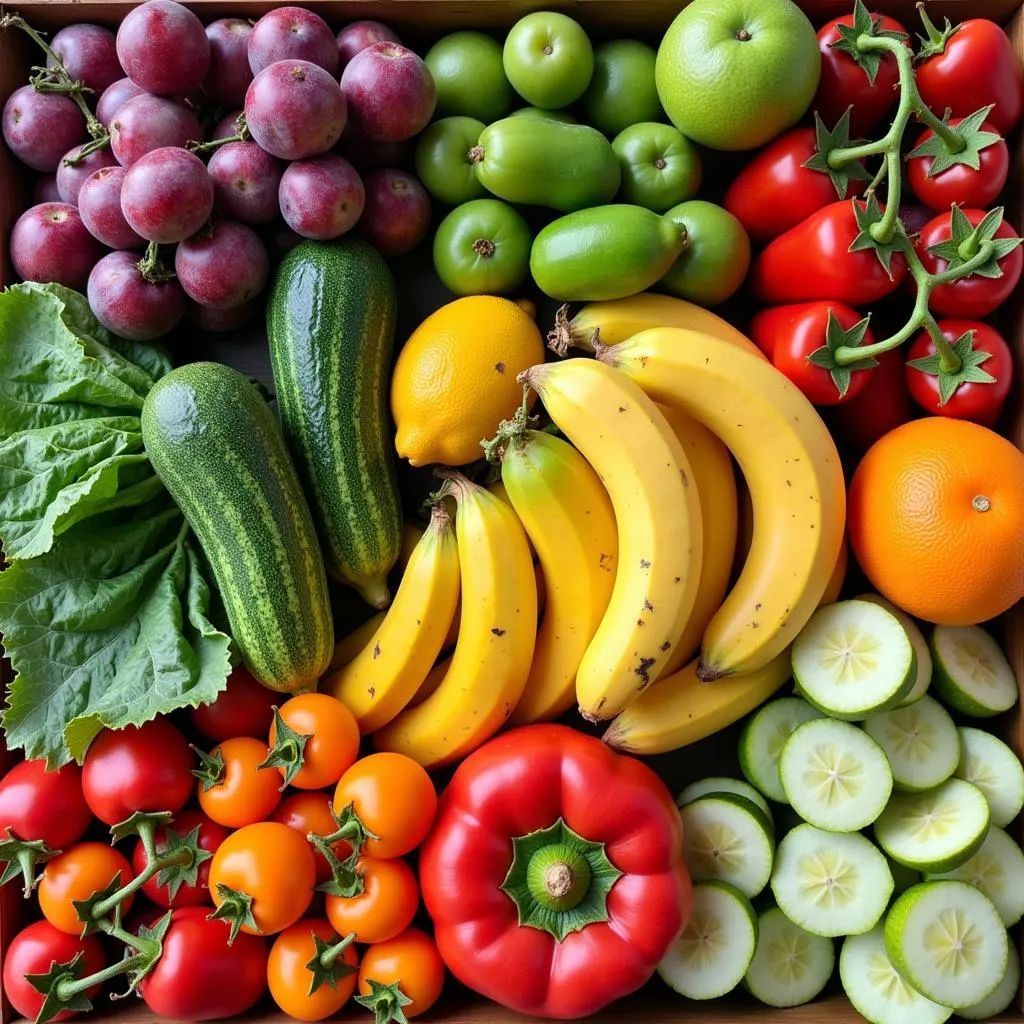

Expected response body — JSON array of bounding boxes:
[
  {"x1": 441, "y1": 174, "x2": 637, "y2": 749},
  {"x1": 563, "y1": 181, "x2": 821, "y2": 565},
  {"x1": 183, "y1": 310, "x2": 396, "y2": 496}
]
[
  {"x1": 245, "y1": 59, "x2": 346, "y2": 160},
  {"x1": 34, "y1": 175, "x2": 62, "y2": 203},
  {"x1": 174, "y1": 220, "x2": 270, "y2": 309},
  {"x1": 336, "y1": 20, "x2": 400, "y2": 69},
  {"x1": 78, "y1": 166, "x2": 144, "y2": 249},
  {"x1": 110, "y1": 94, "x2": 203, "y2": 167},
  {"x1": 47, "y1": 24, "x2": 122, "y2": 93},
  {"x1": 210, "y1": 110, "x2": 245, "y2": 142},
  {"x1": 208, "y1": 141, "x2": 284, "y2": 224},
  {"x1": 56, "y1": 144, "x2": 118, "y2": 204},
  {"x1": 2, "y1": 86, "x2": 85, "y2": 172},
  {"x1": 116, "y1": 0, "x2": 210, "y2": 97},
  {"x1": 120, "y1": 147, "x2": 214, "y2": 243},
  {"x1": 248, "y1": 7, "x2": 338, "y2": 76},
  {"x1": 204, "y1": 19, "x2": 254, "y2": 107},
  {"x1": 96, "y1": 77, "x2": 145, "y2": 124},
  {"x1": 184, "y1": 296, "x2": 259, "y2": 332},
  {"x1": 87, "y1": 249, "x2": 185, "y2": 340},
  {"x1": 358, "y1": 168, "x2": 430, "y2": 256},
  {"x1": 10, "y1": 202, "x2": 104, "y2": 289},
  {"x1": 278, "y1": 154, "x2": 364, "y2": 240}
]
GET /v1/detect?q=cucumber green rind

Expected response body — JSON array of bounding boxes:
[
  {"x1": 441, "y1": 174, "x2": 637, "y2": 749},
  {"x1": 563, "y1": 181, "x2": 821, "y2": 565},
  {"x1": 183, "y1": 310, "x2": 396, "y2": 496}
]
[
  {"x1": 141, "y1": 362, "x2": 333, "y2": 692},
  {"x1": 930, "y1": 624, "x2": 1019, "y2": 718},
  {"x1": 268, "y1": 238, "x2": 402, "y2": 609}
]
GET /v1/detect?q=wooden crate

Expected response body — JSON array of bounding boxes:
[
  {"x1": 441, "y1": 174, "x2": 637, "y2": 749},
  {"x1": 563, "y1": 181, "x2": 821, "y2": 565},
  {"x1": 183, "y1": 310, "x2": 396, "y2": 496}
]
[{"x1": 1, "y1": 1, "x2": 1023, "y2": 1022}]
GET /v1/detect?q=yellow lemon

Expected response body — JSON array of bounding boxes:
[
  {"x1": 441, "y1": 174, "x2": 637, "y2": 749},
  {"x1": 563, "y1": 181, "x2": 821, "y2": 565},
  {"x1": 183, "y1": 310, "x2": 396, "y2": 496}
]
[{"x1": 391, "y1": 296, "x2": 545, "y2": 467}]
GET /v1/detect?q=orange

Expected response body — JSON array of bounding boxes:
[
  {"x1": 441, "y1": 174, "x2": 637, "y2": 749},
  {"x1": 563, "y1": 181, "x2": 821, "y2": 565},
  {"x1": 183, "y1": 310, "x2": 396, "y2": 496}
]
[{"x1": 848, "y1": 417, "x2": 1024, "y2": 626}]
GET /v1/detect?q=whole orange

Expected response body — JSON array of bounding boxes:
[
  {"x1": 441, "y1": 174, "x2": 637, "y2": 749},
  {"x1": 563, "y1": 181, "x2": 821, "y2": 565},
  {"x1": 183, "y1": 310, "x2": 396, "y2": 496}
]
[{"x1": 848, "y1": 417, "x2": 1024, "y2": 626}]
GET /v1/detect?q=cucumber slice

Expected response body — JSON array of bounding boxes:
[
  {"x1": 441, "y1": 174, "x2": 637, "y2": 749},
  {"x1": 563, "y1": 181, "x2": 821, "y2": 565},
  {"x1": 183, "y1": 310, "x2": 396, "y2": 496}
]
[
  {"x1": 931, "y1": 624, "x2": 1018, "y2": 718},
  {"x1": 873, "y1": 778, "x2": 991, "y2": 873},
  {"x1": 926, "y1": 826, "x2": 1024, "y2": 926},
  {"x1": 743, "y1": 906, "x2": 835, "y2": 1008},
  {"x1": 738, "y1": 697, "x2": 824, "y2": 804},
  {"x1": 840, "y1": 926, "x2": 953, "y2": 1024},
  {"x1": 771, "y1": 823, "x2": 893, "y2": 937},
  {"x1": 779, "y1": 717, "x2": 893, "y2": 832},
  {"x1": 657, "y1": 881, "x2": 758, "y2": 1000},
  {"x1": 856, "y1": 593, "x2": 932, "y2": 707},
  {"x1": 678, "y1": 776, "x2": 773, "y2": 823},
  {"x1": 791, "y1": 600, "x2": 916, "y2": 720},
  {"x1": 957, "y1": 934, "x2": 1019, "y2": 1021},
  {"x1": 863, "y1": 696, "x2": 960, "y2": 792},
  {"x1": 955, "y1": 727, "x2": 1024, "y2": 829},
  {"x1": 681, "y1": 794, "x2": 774, "y2": 900},
  {"x1": 883, "y1": 879, "x2": 1008, "y2": 1009}
]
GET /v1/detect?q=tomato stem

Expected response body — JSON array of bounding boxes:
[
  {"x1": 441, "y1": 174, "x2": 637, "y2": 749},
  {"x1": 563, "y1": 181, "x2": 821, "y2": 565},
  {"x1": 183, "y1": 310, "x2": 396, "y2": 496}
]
[
  {"x1": 0, "y1": 830, "x2": 59, "y2": 897},
  {"x1": 925, "y1": 316, "x2": 964, "y2": 374},
  {"x1": 257, "y1": 707, "x2": 312, "y2": 790},
  {"x1": 318, "y1": 931, "x2": 357, "y2": 970}
]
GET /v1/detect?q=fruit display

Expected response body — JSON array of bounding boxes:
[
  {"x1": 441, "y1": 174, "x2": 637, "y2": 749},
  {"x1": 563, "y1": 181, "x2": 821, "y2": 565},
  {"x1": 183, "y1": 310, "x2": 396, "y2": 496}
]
[{"x1": 0, "y1": 0, "x2": 1023, "y2": 1023}]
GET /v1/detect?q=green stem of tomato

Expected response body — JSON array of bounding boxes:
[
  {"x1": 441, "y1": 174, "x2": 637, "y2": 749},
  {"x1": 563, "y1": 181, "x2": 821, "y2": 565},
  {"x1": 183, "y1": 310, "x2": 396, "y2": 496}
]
[
  {"x1": 319, "y1": 932, "x2": 357, "y2": 970},
  {"x1": 53, "y1": 952, "x2": 151, "y2": 1002},
  {"x1": 924, "y1": 314, "x2": 964, "y2": 374},
  {"x1": 89, "y1": 829, "x2": 193, "y2": 921}
]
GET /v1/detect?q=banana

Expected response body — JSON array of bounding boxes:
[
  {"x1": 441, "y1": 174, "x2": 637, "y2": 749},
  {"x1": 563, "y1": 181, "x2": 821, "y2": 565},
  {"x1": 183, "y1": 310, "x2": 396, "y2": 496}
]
[
  {"x1": 373, "y1": 473, "x2": 537, "y2": 768},
  {"x1": 401, "y1": 519, "x2": 460, "y2": 651},
  {"x1": 325, "y1": 503, "x2": 460, "y2": 734},
  {"x1": 408, "y1": 654, "x2": 450, "y2": 708},
  {"x1": 656, "y1": 403, "x2": 738, "y2": 675},
  {"x1": 547, "y1": 292, "x2": 763, "y2": 359},
  {"x1": 328, "y1": 611, "x2": 386, "y2": 672},
  {"x1": 519, "y1": 358, "x2": 703, "y2": 720},
  {"x1": 598, "y1": 328, "x2": 846, "y2": 680},
  {"x1": 486, "y1": 425, "x2": 618, "y2": 725},
  {"x1": 821, "y1": 533, "x2": 849, "y2": 606}
]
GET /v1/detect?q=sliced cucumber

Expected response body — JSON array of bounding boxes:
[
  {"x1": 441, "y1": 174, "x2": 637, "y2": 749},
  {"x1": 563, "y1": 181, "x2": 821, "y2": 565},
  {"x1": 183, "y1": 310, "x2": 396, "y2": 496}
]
[
  {"x1": 884, "y1": 880, "x2": 1007, "y2": 1009},
  {"x1": 863, "y1": 696, "x2": 960, "y2": 792},
  {"x1": 779, "y1": 717, "x2": 893, "y2": 832},
  {"x1": 657, "y1": 881, "x2": 758, "y2": 1000},
  {"x1": 955, "y1": 727, "x2": 1024, "y2": 829},
  {"x1": 957, "y1": 933, "x2": 1019, "y2": 1021},
  {"x1": 678, "y1": 776, "x2": 773, "y2": 823},
  {"x1": 931, "y1": 624, "x2": 1018, "y2": 718},
  {"x1": 791, "y1": 600, "x2": 916, "y2": 720},
  {"x1": 738, "y1": 697, "x2": 824, "y2": 804},
  {"x1": 857, "y1": 593, "x2": 932, "y2": 707},
  {"x1": 840, "y1": 926, "x2": 953, "y2": 1024},
  {"x1": 681, "y1": 794, "x2": 774, "y2": 900},
  {"x1": 873, "y1": 778, "x2": 991, "y2": 873},
  {"x1": 743, "y1": 906, "x2": 835, "y2": 1008},
  {"x1": 926, "y1": 826, "x2": 1024, "y2": 927}
]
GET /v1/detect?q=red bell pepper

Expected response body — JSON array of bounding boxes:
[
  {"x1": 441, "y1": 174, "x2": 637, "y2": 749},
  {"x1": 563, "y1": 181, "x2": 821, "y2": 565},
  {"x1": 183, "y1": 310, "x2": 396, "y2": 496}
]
[{"x1": 419, "y1": 724, "x2": 691, "y2": 1020}]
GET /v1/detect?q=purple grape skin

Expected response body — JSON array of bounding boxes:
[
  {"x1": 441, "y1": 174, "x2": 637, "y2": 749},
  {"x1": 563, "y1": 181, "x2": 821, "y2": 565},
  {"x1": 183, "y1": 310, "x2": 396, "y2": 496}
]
[
  {"x1": 120, "y1": 147, "x2": 214, "y2": 244},
  {"x1": 34, "y1": 175, "x2": 62, "y2": 203},
  {"x1": 96, "y1": 78, "x2": 146, "y2": 125},
  {"x1": 87, "y1": 250, "x2": 185, "y2": 340},
  {"x1": 109, "y1": 93, "x2": 204, "y2": 167},
  {"x1": 47, "y1": 24, "x2": 123, "y2": 93},
  {"x1": 204, "y1": 19, "x2": 254, "y2": 107},
  {"x1": 248, "y1": 7, "x2": 338, "y2": 76},
  {"x1": 116, "y1": 0, "x2": 210, "y2": 97},
  {"x1": 2, "y1": 86, "x2": 85, "y2": 172},
  {"x1": 10, "y1": 202, "x2": 105, "y2": 289},
  {"x1": 211, "y1": 110, "x2": 245, "y2": 142},
  {"x1": 207, "y1": 141, "x2": 284, "y2": 225},
  {"x1": 78, "y1": 166, "x2": 144, "y2": 249},
  {"x1": 56, "y1": 144, "x2": 118, "y2": 205},
  {"x1": 278, "y1": 154, "x2": 364, "y2": 240},
  {"x1": 174, "y1": 220, "x2": 270, "y2": 309},
  {"x1": 336, "y1": 20, "x2": 400, "y2": 69}
]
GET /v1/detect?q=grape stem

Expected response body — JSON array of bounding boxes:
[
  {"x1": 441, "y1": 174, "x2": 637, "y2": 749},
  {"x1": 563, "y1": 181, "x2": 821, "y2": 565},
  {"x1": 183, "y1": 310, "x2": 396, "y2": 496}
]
[{"x1": 136, "y1": 242, "x2": 177, "y2": 285}]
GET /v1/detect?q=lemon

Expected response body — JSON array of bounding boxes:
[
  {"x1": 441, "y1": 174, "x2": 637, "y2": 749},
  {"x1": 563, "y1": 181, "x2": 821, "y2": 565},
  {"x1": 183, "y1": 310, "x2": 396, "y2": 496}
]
[{"x1": 391, "y1": 296, "x2": 544, "y2": 467}]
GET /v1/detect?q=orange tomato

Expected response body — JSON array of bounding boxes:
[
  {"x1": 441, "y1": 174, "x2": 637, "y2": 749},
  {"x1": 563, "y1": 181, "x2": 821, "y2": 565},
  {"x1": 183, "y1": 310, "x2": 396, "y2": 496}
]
[
  {"x1": 333, "y1": 753, "x2": 437, "y2": 859},
  {"x1": 848, "y1": 417, "x2": 1024, "y2": 625},
  {"x1": 269, "y1": 693, "x2": 360, "y2": 790},
  {"x1": 325, "y1": 857, "x2": 419, "y2": 944},
  {"x1": 267, "y1": 919, "x2": 358, "y2": 1022},
  {"x1": 196, "y1": 736, "x2": 281, "y2": 829},
  {"x1": 356, "y1": 928, "x2": 445, "y2": 1020},
  {"x1": 38, "y1": 842, "x2": 134, "y2": 935},
  {"x1": 272, "y1": 792, "x2": 350, "y2": 886}
]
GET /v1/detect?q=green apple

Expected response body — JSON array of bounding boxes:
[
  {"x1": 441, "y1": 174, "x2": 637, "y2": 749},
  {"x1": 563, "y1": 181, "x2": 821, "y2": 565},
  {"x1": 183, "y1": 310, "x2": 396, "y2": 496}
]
[
  {"x1": 414, "y1": 116, "x2": 488, "y2": 207},
  {"x1": 660, "y1": 201, "x2": 751, "y2": 305},
  {"x1": 503, "y1": 11, "x2": 593, "y2": 110},
  {"x1": 655, "y1": 0, "x2": 820, "y2": 151},
  {"x1": 508, "y1": 106, "x2": 578, "y2": 124},
  {"x1": 612, "y1": 123, "x2": 701, "y2": 213},
  {"x1": 425, "y1": 31, "x2": 514, "y2": 124},
  {"x1": 582, "y1": 39, "x2": 664, "y2": 137}
]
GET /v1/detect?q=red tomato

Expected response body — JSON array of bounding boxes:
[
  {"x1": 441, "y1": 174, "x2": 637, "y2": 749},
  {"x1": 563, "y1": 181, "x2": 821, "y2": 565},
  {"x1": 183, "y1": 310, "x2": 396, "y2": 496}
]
[
  {"x1": 273, "y1": 792, "x2": 351, "y2": 886},
  {"x1": 267, "y1": 919, "x2": 359, "y2": 1022},
  {"x1": 3, "y1": 920, "x2": 105, "y2": 1022},
  {"x1": 356, "y1": 928, "x2": 445, "y2": 1020},
  {"x1": 38, "y1": 842, "x2": 135, "y2": 935},
  {"x1": 325, "y1": 856, "x2": 419, "y2": 944},
  {"x1": 82, "y1": 719, "x2": 194, "y2": 826},
  {"x1": 132, "y1": 810, "x2": 230, "y2": 909},
  {"x1": 139, "y1": 906, "x2": 268, "y2": 1022},
  {"x1": 905, "y1": 319, "x2": 1013, "y2": 427},
  {"x1": 195, "y1": 736, "x2": 282, "y2": 829},
  {"x1": 907, "y1": 118, "x2": 1009, "y2": 211},
  {"x1": 814, "y1": 11, "x2": 910, "y2": 136},
  {"x1": 0, "y1": 760, "x2": 92, "y2": 851},
  {"x1": 267, "y1": 693, "x2": 360, "y2": 790},
  {"x1": 915, "y1": 208, "x2": 1023, "y2": 318},
  {"x1": 915, "y1": 17, "x2": 1024, "y2": 136},
  {"x1": 190, "y1": 666, "x2": 279, "y2": 743}
]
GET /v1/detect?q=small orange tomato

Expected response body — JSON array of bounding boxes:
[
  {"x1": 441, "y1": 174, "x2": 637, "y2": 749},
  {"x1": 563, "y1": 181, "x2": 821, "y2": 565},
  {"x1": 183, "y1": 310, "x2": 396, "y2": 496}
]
[
  {"x1": 38, "y1": 842, "x2": 135, "y2": 935},
  {"x1": 268, "y1": 694, "x2": 360, "y2": 790},
  {"x1": 333, "y1": 753, "x2": 437, "y2": 859},
  {"x1": 356, "y1": 928, "x2": 445, "y2": 1020},
  {"x1": 325, "y1": 857, "x2": 419, "y2": 944},
  {"x1": 267, "y1": 918, "x2": 358, "y2": 1022},
  {"x1": 196, "y1": 737, "x2": 282, "y2": 829},
  {"x1": 272, "y1": 792, "x2": 351, "y2": 886}
]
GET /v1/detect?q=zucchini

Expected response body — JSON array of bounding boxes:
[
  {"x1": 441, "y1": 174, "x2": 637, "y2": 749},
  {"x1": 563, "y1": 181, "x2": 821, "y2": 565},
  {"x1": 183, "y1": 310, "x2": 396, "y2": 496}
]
[
  {"x1": 142, "y1": 362, "x2": 334, "y2": 692},
  {"x1": 268, "y1": 238, "x2": 402, "y2": 609}
]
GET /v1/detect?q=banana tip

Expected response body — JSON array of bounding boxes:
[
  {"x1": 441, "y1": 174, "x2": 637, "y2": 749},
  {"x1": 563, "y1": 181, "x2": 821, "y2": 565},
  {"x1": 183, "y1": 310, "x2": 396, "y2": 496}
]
[{"x1": 696, "y1": 660, "x2": 724, "y2": 683}]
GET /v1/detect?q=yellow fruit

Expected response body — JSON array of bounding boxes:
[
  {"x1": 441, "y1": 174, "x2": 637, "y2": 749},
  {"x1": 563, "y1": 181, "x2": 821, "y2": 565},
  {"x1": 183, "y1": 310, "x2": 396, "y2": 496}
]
[
  {"x1": 329, "y1": 612, "x2": 386, "y2": 672},
  {"x1": 391, "y1": 297, "x2": 545, "y2": 467}
]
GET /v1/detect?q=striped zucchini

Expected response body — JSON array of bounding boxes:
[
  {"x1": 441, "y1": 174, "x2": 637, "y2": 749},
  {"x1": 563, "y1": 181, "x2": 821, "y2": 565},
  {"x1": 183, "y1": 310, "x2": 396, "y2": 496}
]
[
  {"x1": 141, "y1": 361, "x2": 334, "y2": 692},
  {"x1": 268, "y1": 238, "x2": 402, "y2": 609}
]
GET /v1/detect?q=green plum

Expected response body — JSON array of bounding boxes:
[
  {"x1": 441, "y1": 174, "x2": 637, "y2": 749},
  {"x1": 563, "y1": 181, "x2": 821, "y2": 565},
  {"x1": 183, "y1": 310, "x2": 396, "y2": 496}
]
[
  {"x1": 583, "y1": 40, "x2": 664, "y2": 137},
  {"x1": 414, "y1": 116, "x2": 488, "y2": 206},
  {"x1": 424, "y1": 31, "x2": 514, "y2": 123},
  {"x1": 660, "y1": 200, "x2": 751, "y2": 305},
  {"x1": 502, "y1": 11, "x2": 593, "y2": 109},
  {"x1": 612, "y1": 123, "x2": 702, "y2": 214}
]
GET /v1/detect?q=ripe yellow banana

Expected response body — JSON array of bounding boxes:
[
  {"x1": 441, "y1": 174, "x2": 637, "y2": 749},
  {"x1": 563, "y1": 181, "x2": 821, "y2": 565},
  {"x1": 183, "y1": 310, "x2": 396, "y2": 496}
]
[
  {"x1": 656, "y1": 403, "x2": 738, "y2": 675},
  {"x1": 373, "y1": 473, "x2": 537, "y2": 768},
  {"x1": 329, "y1": 611, "x2": 386, "y2": 672},
  {"x1": 325, "y1": 503, "x2": 460, "y2": 734},
  {"x1": 598, "y1": 328, "x2": 846, "y2": 680},
  {"x1": 401, "y1": 519, "x2": 460, "y2": 651},
  {"x1": 408, "y1": 654, "x2": 450, "y2": 708},
  {"x1": 519, "y1": 358, "x2": 703, "y2": 720},
  {"x1": 487, "y1": 426, "x2": 618, "y2": 724}
]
